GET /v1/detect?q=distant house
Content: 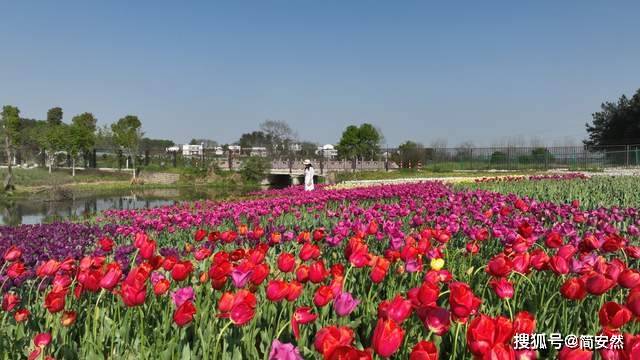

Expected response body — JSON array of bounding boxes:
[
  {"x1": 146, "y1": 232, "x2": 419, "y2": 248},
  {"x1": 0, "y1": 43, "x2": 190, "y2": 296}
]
[
  {"x1": 213, "y1": 146, "x2": 224, "y2": 156},
  {"x1": 316, "y1": 144, "x2": 338, "y2": 159},
  {"x1": 181, "y1": 144, "x2": 203, "y2": 157},
  {"x1": 249, "y1": 147, "x2": 268, "y2": 157},
  {"x1": 166, "y1": 146, "x2": 181, "y2": 153},
  {"x1": 290, "y1": 143, "x2": 302, "y2": 152},
  {"x1": 227, "y1": 145, "x2": 241, "y2": 155}
]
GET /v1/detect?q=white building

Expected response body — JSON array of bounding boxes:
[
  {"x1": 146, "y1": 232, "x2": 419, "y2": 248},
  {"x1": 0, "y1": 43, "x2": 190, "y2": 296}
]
[
  {"x1": 316, "y1": 144, "x2": 338, "y2": 159},
  {"x1": 182, "y1": 144, "x2": 203, "y2": 157},
  {"x1": 249, "y1": 147, "x2": 268, "y2": 157},
  {"x1": 227, "y1": 145, "x2": 241, "y2": 155}
]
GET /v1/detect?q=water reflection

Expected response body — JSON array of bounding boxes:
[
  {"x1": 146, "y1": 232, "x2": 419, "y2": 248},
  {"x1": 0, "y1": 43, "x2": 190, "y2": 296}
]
[{"x1": 0, "y1": 187, "x2": 250, "y2": 226}]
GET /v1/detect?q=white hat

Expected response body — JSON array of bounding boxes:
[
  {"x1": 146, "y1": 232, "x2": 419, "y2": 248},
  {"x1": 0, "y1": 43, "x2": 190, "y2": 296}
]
[{"x1": 303, "y1": 159, "x2": 311, "y2": 165}]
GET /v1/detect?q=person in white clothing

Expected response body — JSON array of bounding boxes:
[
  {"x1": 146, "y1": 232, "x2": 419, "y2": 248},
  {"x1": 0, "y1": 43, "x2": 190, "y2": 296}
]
[{"x1": 303, "y1": 159, "x2": 314, "y2": 191}]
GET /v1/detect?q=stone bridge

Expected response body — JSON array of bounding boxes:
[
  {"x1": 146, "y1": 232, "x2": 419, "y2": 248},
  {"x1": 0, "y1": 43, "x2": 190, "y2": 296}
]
[{"x1": 213, "y1": 159, "x2": 398, "y2": 185}]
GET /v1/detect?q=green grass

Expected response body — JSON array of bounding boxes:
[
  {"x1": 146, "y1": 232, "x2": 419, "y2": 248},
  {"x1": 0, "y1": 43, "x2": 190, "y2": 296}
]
[
  {"x1": 0, "y1": 167, "x2": 132, "y2": 188},
  {"x1": 456, "y1": 175, "x2": 640, "y2": 208}
]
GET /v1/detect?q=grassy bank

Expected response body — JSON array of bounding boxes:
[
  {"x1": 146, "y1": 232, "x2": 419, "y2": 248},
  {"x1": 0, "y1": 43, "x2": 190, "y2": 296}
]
[{"x1": 0, "y1": 167, "x2": 259, "y2": 200}]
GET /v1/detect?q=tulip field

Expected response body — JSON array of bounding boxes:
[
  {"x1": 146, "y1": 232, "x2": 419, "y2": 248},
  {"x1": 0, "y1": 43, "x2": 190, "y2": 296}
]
[{"x1": 1, "y1": 176, "x2": 640, "y2": 359}]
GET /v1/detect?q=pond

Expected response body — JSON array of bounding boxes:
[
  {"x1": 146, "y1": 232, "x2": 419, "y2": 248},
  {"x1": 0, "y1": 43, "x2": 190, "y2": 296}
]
[{"x1": 0, "y1": 187, "x2": 256, "y2": 226}]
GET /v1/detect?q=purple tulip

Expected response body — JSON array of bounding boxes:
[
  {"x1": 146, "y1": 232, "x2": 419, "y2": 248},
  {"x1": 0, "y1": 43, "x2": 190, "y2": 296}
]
[
  {"x1": 333, "y1": 291, "x2": 359, "y2": 317},
  {"x1": 269, "y1": 340, "x2": 303, "y2": 360},
  {"x1": 171, "y1": 287, "x2": 195, "y2": 307}
]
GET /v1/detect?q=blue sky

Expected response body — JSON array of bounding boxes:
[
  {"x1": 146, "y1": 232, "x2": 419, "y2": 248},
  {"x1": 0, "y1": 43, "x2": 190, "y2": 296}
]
[{"x1": 1, "y1": 1, "x2": 639, "y2": 146}]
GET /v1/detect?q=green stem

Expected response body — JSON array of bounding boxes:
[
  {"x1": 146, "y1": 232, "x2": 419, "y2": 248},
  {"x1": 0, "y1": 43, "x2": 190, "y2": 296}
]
[{"x1": 215, "y1": 321, "x2": 232, "y2": 359}]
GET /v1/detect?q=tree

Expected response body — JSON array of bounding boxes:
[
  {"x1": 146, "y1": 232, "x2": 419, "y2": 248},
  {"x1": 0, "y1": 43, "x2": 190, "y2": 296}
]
[
  {"x1": 336, "y1": 123, "x2": 382, "y2": 161},
  {"x1": 260, "y1": 120, "x2": 296, "y2": 156},
  {"x1": 238, "y1": 131, "x2": 273, "y2": 153},
  {"x1": 396, "y1": 141, "x2": 425, "y2": 168},
  {"x1": 189, "y1": 138, "x2": 217, "y2": 148},
  {"x1": 585, "y1": 88, "x2": 640, "y2": 147},
  {"x1": 66, "y1": 113, "x2": 97, "y2": 176},
  {"x1": 47, "y1": 107, "x2": 63, "y2": 126},
  {"x1": 1, "y1": 105, "x2": 22, "y2": 191},
  {"x1": 111, "y1": 115, "x2": 143, "y2": 178},
  {"x1": 240, "y1": 156, "x2": 271, "y2": 182},
  {"x1": 40, "y1": 122, "x2": 67, "y2": 173}
]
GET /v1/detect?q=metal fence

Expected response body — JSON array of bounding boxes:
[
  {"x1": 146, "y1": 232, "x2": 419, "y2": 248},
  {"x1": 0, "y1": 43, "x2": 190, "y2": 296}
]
[
  {"x1": 386, "y1": 144, "x2": 640, "y2": 170},
  {"x1": 7, "y1": 144, "x2": 640, "y2": 172}
]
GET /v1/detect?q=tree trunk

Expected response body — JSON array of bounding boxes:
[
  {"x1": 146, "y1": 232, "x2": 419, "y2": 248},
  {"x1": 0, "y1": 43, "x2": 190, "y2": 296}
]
[
  {"x1": 132, "y1": 154, "x2": 136, "y2": 179},
  {"x1": 4, "y1": 132, "x2": 13, "y2": 191},
  {"x1": 72, "y1": 157, "x2": 76, "y2": 177}
]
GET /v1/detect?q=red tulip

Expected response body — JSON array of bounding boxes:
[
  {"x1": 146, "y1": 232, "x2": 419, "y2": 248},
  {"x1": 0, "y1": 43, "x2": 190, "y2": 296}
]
[
  {"x1": 420, "y1": 306, "x2": 450, "y2": 336},
  {"x1": 61, "y1": 311, "x2": 77, "y2": 327},
  {"x1": 448, "y1": 282, "x2": 481, "y2": 322},
  {"x1": 325, "y1": 345, "x2": 372, "y2": 360},
  {"x1": 171, "y1": 260, "x2": 193, "y2": 282},
  {"x1": 545, "y1": 231, "x2": 563, "y2": 248},
  {"x1": 513, "y1": 311, "x2": 535, "y2": 334},
  {"x1": 2, "y1": 292, "x2": 20, "y2": 312},
  {"x1": 139, "y1": 238, "x2": 157, "y2": 260},
  {"x1": 371, "y1": 318, "x2": 404, "y2": 358},
  {"x1": 7, "y1": 262, "x2": 25, "y2": 279},
  {"x1": 618, "y1": 269, "x2": 640, "y2": 288},
  {"x1": 3, "y1": 245, "x2": 21, "y2": 262},
  {"x1": 194, "y1": 247, "x2": 212, "y2": 261},
  {"x1": 529, "y1": 249, "x2": 549, "y2": 270},
  {"x1": 466, "y1": 314, "x2": 513, "y2": 357},
  {"x1": 78, "y1": 268, "x2": 102, "y2": 292},
  {"x1": 300, "y1": 243, "x2": 321, "y2": 261},
  {"x1": 100, "y1": 263, "x2": 122, "y2": 290},
  {"x1": 627, "y1": 288, "x2": 640, "y2": 316},
  {"x1": 121, "y1": 282, "x2": 146, "y2": 307},
  {"x1": 286, "y1": 281, "x2": 303, "y2": 301},
  {"x1": 490, "y1": 277, "x2": 514, "y2": 299},
  {"x1": 194, "y1": 229, "x2": 207, "y2": 242},
  {"x1": 345, "y1": 237, "x2": 370, "y2": 268},
  {"x1": 250, "y1": 263, "x2": 269, "y2": 285},
  {"x1": 314, "y1": 325, "x2": 355, "y2": 356},
  {"x1": 309, "y1": 260, "x2": 329, "y2": 283},
  {"x1": 174, "y1": 301, "x2": 197, "y2": 327},
  {"x1": 36, "y1": 259, "x2": 60, "y2": 278},
  {"x1": 33, "y1": 332, "x2": 52, "y2": 347},
  {"x1": 266, "y1": 280, "x2": 290, "y2": 302},
  {"x1": 314, "y1": 285, "x2": 334, "y2": 307},
  {"x1": 98, "y1": 237, "x2": 114, "y2": 251},
  {"x1": 153, "y1": 279, "x2": 171, "y2": 296},
  {"x1": 44, "y1": 289, "x2": 66, "y2": 313},
  {"x1": 292, "y1": 306, "x2": 318, "y2": 339},
  {"x1": 378, "y1": 295, "x2": 413, "y2": 324},
  {"x1": 13, "y1": 308, "x2": 29, "y2": 322},
  {"x1": 408, "y1": 281, "x2": 440, "y2": 309},
  {"x1": 217, "y1": 290, "x2": 256, "y2": 326},
  {"x1": 409, "y1": 340, "x2": 438, "y2": 360},
  {"x1": 277, "y1": 253, "x2": 296, "y2": 273},
  {"x1": 599, "y1": 302, "x2": 632, "y2": 329},
  {"x1": 560, "y1": 277, "x2": 587, "y2": 300},
  {"x1": 487, "y1": 254, "x2": 513, "y2": 277},
  {"x1": 370, "y1": 257, "x2": 390, "y2": 284},
  {"x1": 296, "y1": 264, "x2": 310, "y2": 283},
  {"x1": 584, "y1": 273, "x2": 616, "y2": 295},
  {"x1": 557, "y1": 347, "x2": 592, "y2": 360}
]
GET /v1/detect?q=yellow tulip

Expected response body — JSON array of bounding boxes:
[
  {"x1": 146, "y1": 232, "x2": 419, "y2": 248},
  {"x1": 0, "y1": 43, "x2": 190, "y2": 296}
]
[{"x1": 430, "y1": 258, "x2": 445, "y2": 271}]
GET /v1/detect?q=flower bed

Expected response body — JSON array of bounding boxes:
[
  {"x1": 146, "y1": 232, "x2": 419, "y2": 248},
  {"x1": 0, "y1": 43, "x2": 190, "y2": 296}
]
[{"x1": 1, "y1": 181, "x2": 639, "y2": 359}]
